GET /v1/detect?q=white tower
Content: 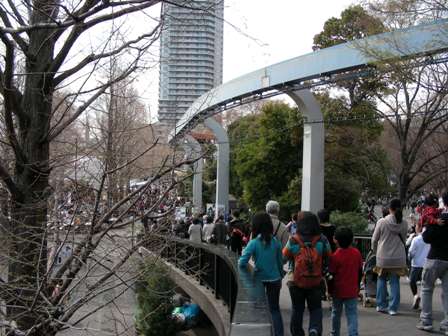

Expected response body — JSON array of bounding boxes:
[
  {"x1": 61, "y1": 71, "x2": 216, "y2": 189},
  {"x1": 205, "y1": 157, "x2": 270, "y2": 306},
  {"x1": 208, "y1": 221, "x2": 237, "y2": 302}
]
[{"x1": 158, "y1": 0, "x2": 224, "y2": 125}]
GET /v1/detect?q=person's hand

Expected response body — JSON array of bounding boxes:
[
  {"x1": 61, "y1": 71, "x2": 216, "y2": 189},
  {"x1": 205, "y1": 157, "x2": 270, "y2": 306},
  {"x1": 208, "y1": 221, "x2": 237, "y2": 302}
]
[{"x1": 437, "y1": 218, "x2": 446, "y2": 226}]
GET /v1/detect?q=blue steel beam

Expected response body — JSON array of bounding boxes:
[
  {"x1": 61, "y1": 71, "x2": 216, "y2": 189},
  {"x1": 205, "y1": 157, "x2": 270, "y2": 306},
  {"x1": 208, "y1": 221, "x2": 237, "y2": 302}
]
[{"x1": 169, "y1": 19, "x2": 448, "y2": 141}]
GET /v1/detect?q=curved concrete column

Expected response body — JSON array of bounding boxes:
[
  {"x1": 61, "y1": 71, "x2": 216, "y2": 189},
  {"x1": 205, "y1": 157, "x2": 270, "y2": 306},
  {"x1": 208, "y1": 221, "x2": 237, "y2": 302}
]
[
  {"x1": 286, "y1": 89, "x2": 324, "y2": 213},
  {"x1": 204, "y1": 118, "x2": 229, "y2": 217},
  {"x1": 184, "y1": 135, "x2": 203, "y2": 214}
]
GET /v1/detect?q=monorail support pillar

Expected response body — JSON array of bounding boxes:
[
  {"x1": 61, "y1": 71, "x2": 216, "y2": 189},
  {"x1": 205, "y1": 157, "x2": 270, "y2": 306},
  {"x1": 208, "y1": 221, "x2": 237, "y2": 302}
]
[
  {"x1": 204, "y1": 118, "x2": 229, "y2": 217},
  {"x1": 184, "y1": 135, "x2": 203, "y2": 214},
  {"x1": 286, "y1": 89, "x2": 324, "y2": 213}
]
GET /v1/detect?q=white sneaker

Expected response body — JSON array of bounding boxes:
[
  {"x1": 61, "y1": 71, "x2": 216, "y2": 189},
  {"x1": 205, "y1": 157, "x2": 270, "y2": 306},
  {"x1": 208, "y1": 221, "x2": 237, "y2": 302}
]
[
  {"x1": 412, "y1": 295, "x2": 420, "y2": 310},
  {"x1": 389, "y1": 310, "x2": 398, "y2": 316},
  {"x1": 416, "y1": 321, "x2": 433, "y2": 331},
  {"x1": 376, "y1": 307, "x2": 388, "y2": 313},
  {"x1": 309, "y1": 329, "x2": 318, "y2": 336}
]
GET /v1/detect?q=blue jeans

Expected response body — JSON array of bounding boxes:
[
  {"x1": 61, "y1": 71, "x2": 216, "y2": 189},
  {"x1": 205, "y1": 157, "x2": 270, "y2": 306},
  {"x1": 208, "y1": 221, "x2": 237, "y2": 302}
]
[
  {"x1": 289, "y1": 285, "x2": 322, "y2": 336},
  {"x1": 377, "y1": 273, "x2": 400, "y2": 312},
  {"x1": 331, "y1": 298, "x2": 358, "y2": 336},
  {"x1": 264, "y1": 280, "x2": 284, "y2": 336}
]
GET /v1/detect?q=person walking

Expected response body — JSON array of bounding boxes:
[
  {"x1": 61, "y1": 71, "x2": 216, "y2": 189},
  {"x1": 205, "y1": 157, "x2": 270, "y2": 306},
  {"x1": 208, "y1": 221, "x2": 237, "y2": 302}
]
[
  {"x1": 371, "y1": 198, "x2": 408, "y2": 316},
  {"x1": 266, "y1": 200, "x2": 289, "y2": 248},
  {"x1": 408, "y1": 225, "x2": 430, "y2": 310},
  {"x1": 228, "y1": 210, "x2": 245, "y2": 255},
  {"x1": 202, "y1": 216, "x2": 215, "y2": 243},
  {"x1": 283, "y1": 211, "x2": 331, "y2": 336},
  {"x1": 318, "y1": 208, "x2": 336, "y2": 252},
  {"x1": 211, "y1": 215, "x2": 227, "y2": 245},
  {"x1": 318, "y1": 208, "x2": 336, "y2": 301},
  {"x1": 417, "y1": 191, "x2": 448, "y2": 333},
  {"x1": 286, "y1": 213, "x2": 298, "y2": 236},
  {"x1": 239, "y1": 212, "x2": 284, "y2": 336},
  {"x1": 188, "y1": 218, "x2": 202, "y2": 243},
  {"x1": 329, "y1": 227, "x2": 363, "y2": 336}
]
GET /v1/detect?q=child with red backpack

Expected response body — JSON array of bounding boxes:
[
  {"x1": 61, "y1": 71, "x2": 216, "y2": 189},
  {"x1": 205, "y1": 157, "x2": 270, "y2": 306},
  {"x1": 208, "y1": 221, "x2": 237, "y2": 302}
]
[{"x1": 283, "y1": 211, "x2": 332, "y2": 336}]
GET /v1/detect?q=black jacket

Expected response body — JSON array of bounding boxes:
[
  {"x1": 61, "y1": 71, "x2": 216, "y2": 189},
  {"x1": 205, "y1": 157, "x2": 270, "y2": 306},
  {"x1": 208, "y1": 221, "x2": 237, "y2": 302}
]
[{"x1": 422, "y1": 224, "x2": 448, "y2": 261}]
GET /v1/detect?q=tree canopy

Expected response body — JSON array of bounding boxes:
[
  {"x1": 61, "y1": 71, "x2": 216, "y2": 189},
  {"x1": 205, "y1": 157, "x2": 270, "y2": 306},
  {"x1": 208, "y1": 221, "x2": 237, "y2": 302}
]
[
  {"x1": 228, "y1": 98, "x2": 390, "y2": 217},
  {"x1": 228, "y1": 101, "x2": 302, "y2": 215},
  {"x1": 313, "y1": 5, "x2": 386, "y2": 108},
  {"x1": 313, "y1": 5, "x2": 385, "y2": 49}
]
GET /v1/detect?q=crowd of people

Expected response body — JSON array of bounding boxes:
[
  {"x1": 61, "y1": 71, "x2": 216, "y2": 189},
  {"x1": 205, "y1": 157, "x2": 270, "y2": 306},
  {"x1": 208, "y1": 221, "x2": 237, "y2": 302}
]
[{"x1": 233, "y1": 193, "x2": 448, "y2": 336}]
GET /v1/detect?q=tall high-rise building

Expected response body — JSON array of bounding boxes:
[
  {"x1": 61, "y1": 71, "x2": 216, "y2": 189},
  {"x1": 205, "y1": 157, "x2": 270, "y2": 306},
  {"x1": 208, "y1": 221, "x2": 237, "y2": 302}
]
[{"x1": 158, "y1": 0, "x2": 224, "y2": 126}]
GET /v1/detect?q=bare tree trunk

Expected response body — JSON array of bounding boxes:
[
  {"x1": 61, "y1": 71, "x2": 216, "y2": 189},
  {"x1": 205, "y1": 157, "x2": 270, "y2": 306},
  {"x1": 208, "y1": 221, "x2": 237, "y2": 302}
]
[
  {"x1": 399, "y1": 174, "x2": 410, "y2": 205},
  {"x1": 8, "y1": 114, "x2": 52, "y2": 333},
  {"x1": 106, "y1": 82, "x2": 117, "y2": 207},
  {"x1": 6, "y1": 5, "x2": 54, "y2": 330}
]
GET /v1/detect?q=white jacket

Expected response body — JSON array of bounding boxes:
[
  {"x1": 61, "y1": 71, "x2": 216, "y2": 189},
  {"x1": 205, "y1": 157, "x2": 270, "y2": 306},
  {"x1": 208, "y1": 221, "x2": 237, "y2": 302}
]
[{"x1": 408, "y1": 234, "x2": 430, "y2": 268}]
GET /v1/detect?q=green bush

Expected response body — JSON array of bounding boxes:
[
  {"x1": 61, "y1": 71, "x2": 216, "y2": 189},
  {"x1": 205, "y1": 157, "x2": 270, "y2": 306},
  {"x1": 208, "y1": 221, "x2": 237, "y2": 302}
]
[
  {"x1": 330, "y1": 211, "x2": 369, "y2": 234},
  {"x1": 135, "y1": 260, "x2": 177, "y2": 336}
]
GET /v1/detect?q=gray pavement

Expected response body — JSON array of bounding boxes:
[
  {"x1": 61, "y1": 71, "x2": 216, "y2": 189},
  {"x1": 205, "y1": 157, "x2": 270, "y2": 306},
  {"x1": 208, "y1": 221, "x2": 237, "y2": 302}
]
[
  {"x1": 279, "y1": 277, "x2": 445, "y2": 335},
  {"x1": 0, "y1": 228, "x2": 138, "y2": 336},
  {"x1": 57, "y1": 229, "x2": 138, "y2": 336}
]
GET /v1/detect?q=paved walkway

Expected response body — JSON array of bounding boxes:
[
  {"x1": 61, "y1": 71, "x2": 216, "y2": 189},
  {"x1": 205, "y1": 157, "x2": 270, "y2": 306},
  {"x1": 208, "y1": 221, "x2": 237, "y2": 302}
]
[{"x1": 279, "y1": 278, "x2": 445, "y2": 335}]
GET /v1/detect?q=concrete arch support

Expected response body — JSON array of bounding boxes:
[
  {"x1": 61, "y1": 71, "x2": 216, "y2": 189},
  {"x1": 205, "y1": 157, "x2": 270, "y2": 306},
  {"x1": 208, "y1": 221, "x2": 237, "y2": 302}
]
[
  {"x1": 184, "y1": 135, "x2": 203, "y2": 213},
  {"x1": 204, "y1": 118, "x2": 229, "y2": 217},
  {"x1": 286, "y1": 89, "x2": 324, "y2": 213}
]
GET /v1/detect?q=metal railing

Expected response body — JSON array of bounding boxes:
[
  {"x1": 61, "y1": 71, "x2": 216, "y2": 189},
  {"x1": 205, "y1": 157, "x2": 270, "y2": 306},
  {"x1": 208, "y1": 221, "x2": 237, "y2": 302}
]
[
  {"x1": 146, "y1": 235, "x2": 272, "y2": 336},
  {"x1": 353, "y1": 235, "x2": 372, "y2": 260}
]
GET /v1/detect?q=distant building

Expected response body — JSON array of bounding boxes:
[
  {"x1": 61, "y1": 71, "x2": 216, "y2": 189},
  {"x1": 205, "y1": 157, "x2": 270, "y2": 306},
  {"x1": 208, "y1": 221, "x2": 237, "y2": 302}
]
[{"x1": 158, "y1": 0, "x2": 224, "y2": 126}]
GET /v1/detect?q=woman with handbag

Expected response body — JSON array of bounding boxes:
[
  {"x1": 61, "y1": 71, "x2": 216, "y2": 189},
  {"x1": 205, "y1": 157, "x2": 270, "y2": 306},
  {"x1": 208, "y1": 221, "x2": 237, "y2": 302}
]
[{"x1": 371, "y1": 198, "x2": 408, "y2": 316}]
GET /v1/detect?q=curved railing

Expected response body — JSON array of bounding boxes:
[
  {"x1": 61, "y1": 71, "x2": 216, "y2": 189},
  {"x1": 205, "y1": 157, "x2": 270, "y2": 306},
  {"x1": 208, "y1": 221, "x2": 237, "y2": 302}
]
[{"x1": 146, "y1": 235, "x2": 272, "y2": 336}]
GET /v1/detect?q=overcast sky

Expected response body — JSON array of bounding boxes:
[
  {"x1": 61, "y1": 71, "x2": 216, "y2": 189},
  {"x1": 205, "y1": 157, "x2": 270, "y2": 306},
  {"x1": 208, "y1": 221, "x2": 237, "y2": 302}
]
[
  {"x1": 223, "y1": 0, "x2": 356, "y2": 82},
  {"x1": 141, "y1": 0, "x2": 357, "y2": 120}
]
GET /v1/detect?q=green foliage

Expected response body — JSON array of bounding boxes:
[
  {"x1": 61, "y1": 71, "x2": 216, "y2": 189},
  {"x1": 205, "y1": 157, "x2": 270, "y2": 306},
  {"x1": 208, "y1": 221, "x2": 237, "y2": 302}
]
[
  {"x1": 135, "y1": 261, "x2": 177, "y2": 336},
  {"x1": 277, "y1": 176, "x2": 302, "y2": 219},
  {"x1": 228, "y1": 101, "x2": 303, "y2": 212},
  {"x1": 225, "y1": 5, "x2": 408, "y2": 216},
  {"x1": 325, "y1": 166, "x2": 362, "y2": 212},
  {"x1": 228, "y1": 97, "x2": 391, "y2": 217},
  {"x1": 312, "y1": 5, "x2": 391, "y2": 202},
  {"x1": 178, "y1": 172, "x2": 192, "y2": 199},
  {"x1": 228, "y1": 114, "x2": 258, "y2": 199},
  {"x1": 313, "y1": 5, "x2": 384, "y2": 49},
  {"x1": 313, "y1": 5, "x2": 386, "y2": 107},
  {"x1": 202, "y1": 180, "x2": 216, "y2": 205},
  {"x1": 317, "y1": 93, "x2": 391, "y2": 202},
  {"x1": 330, "y1": 211, "x2": 369, "y2": 234},
  {"x1": 203, "y1": 156, "x2": 217, "y2": 204}
]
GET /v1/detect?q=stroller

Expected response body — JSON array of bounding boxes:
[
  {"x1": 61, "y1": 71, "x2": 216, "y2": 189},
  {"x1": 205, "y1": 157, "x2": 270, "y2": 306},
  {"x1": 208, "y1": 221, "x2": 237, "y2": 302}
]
[{"x1": 362, "y1": 250, "x2": 377, "y2": 307}]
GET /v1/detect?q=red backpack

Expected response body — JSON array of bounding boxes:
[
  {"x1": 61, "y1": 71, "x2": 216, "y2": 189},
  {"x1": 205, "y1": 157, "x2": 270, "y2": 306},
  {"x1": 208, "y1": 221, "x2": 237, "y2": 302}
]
[{"x1": 292, "y1": 235, "x2": 322, "y2": 288}]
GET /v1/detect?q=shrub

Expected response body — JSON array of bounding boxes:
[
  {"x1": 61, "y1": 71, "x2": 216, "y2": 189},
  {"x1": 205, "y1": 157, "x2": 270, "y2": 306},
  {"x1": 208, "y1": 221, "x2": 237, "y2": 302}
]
[
  {"x1": 135, "y1": 260, "x2": 177, "y2": 336},
  {"x1": 330, "y1": 211, "x2": 369, "y2": 234}
]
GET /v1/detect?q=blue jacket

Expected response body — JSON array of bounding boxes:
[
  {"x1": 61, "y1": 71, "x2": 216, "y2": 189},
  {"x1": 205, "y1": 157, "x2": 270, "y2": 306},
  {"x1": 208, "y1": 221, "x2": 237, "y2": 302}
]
[{"x1": 238, "y1": 235, "x2": 283, "y2": 282}]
